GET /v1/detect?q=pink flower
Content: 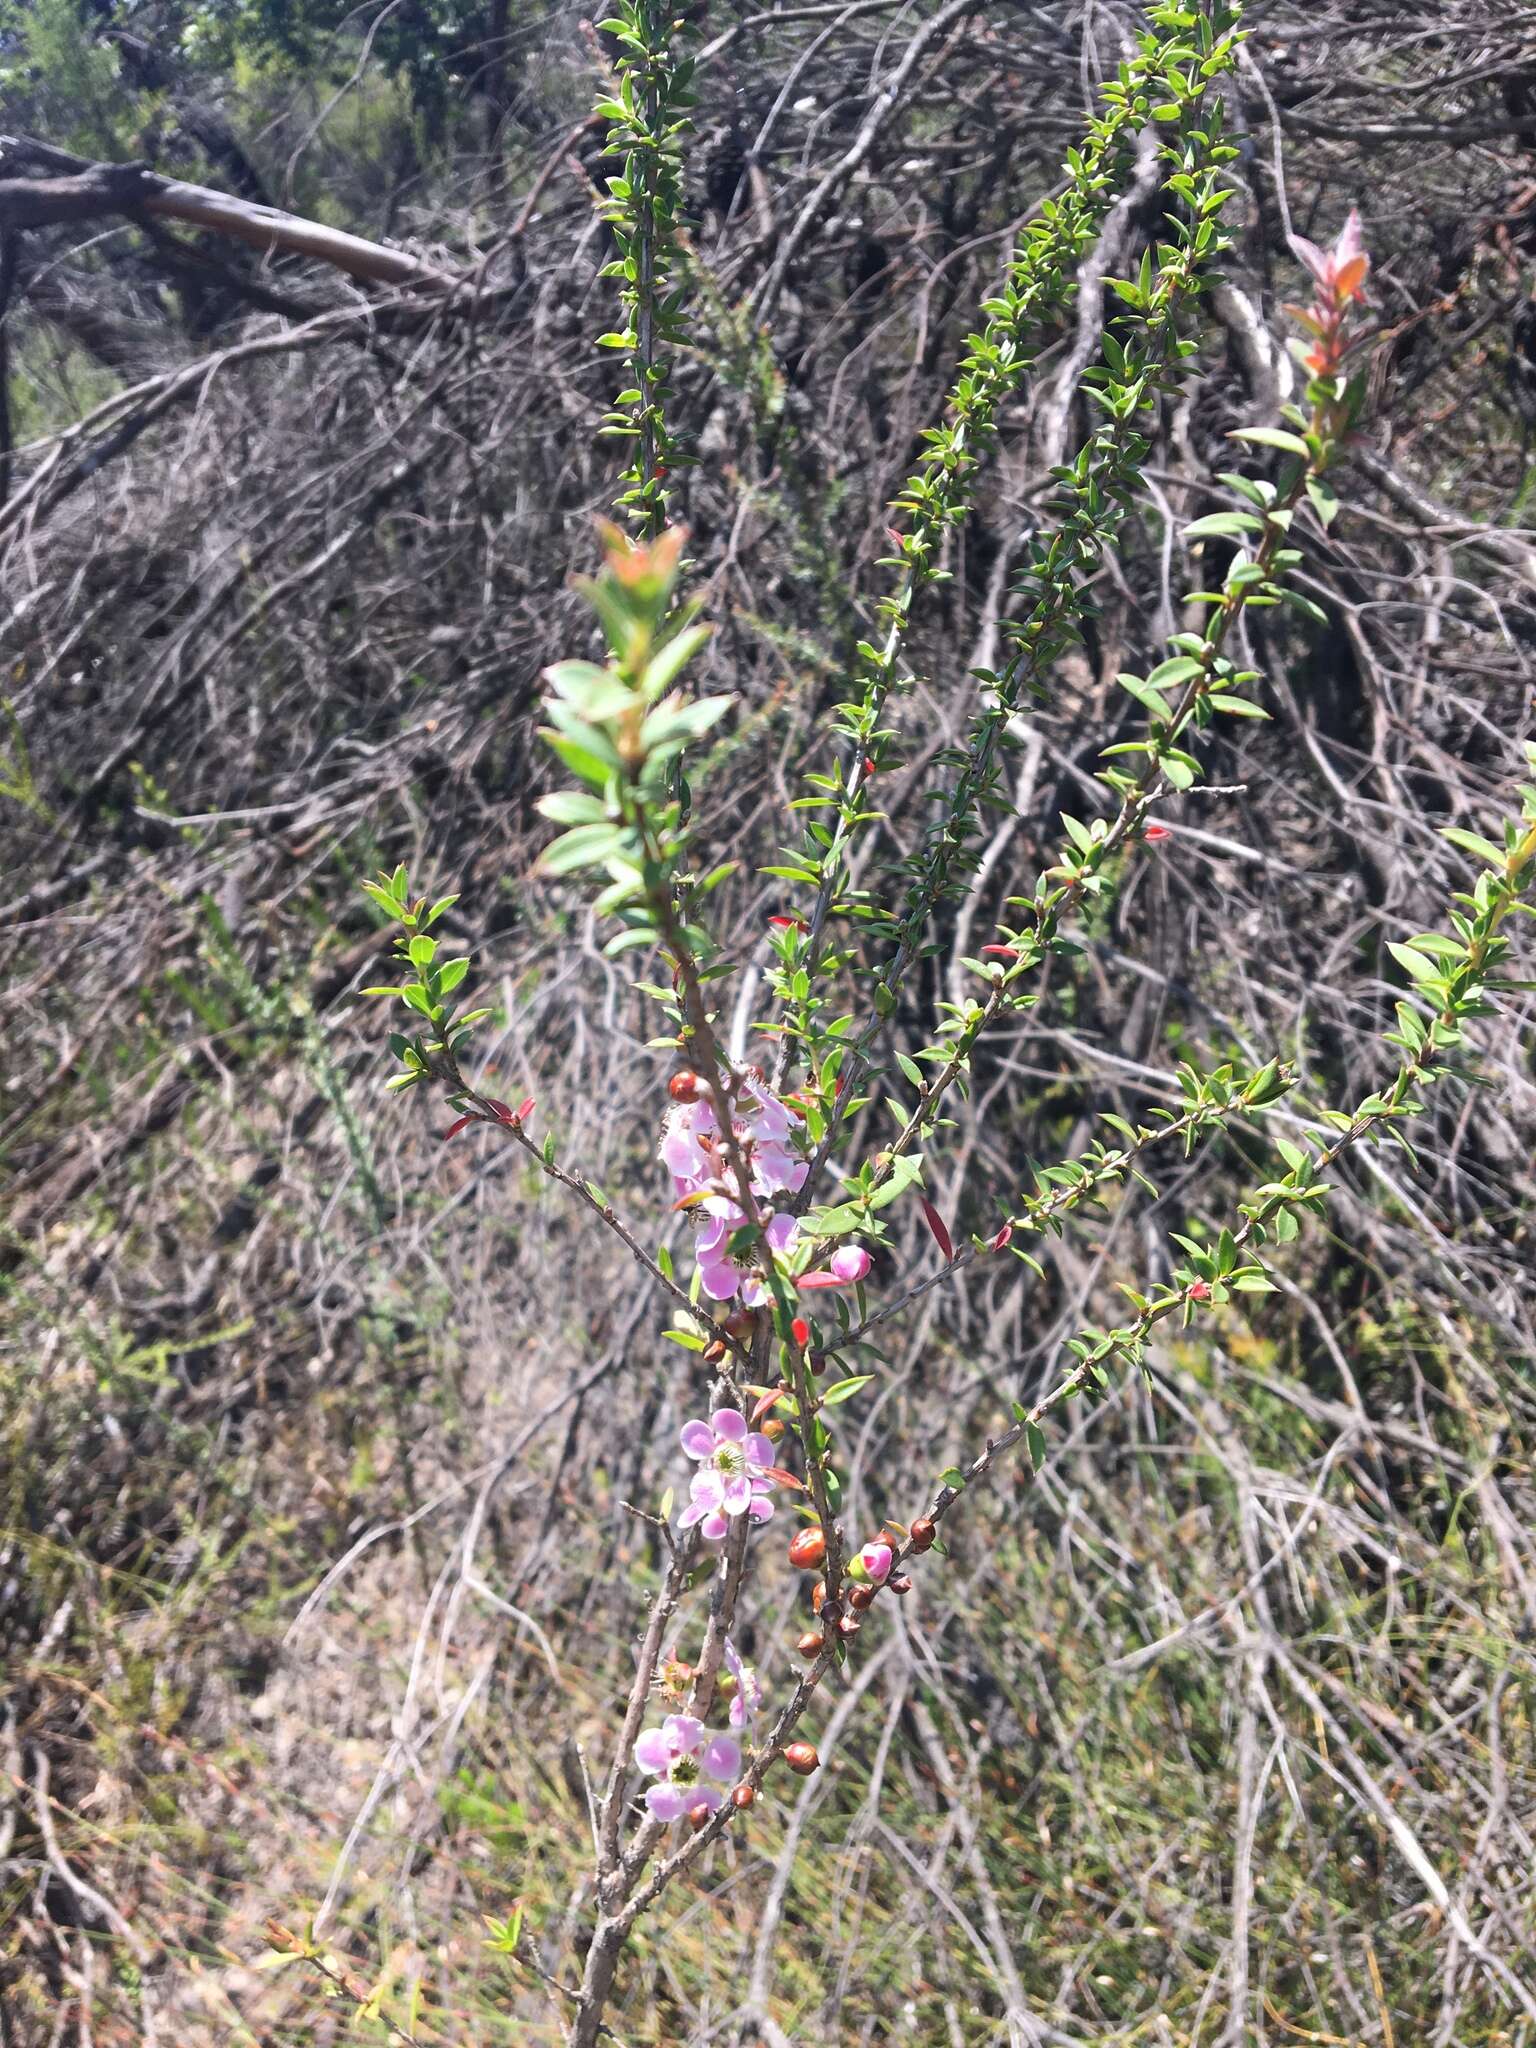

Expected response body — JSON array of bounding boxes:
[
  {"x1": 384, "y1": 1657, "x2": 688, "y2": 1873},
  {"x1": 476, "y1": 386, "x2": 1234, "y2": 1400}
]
[
  {"x1": 723, "y1": 1638, "x2": 764, "y2": 1729},
  {"x1": 678, "y1": 1408, "x2": 778, "y2": 1539},
  {"x1": 696, "y1": 1210, "x2": 799, "y2": 1305},
  {"x1": 660, "y1": 1076, "x2": 811, "y2": 1303},
  {"x1": 858, "y1": 1540, "x2": 893, "y2": 1583},
  {"x1": 633, "y1": 1715, "x2": 742, "y2": 1822},
  {"x1": 797, "y1": 1241, "x2": 871, "y2": 1291}
]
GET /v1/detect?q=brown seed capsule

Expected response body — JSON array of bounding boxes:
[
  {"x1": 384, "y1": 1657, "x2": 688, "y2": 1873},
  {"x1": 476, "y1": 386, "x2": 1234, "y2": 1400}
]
[
  {"x1": 908, "y1": 1516, "x2": 936, "y2": 1553},
  {"x1": 848, "y1": 1583, "x2": 874, "y2": 1611},
  {"x1": 763, "y1": 1418, "x2": 785, "y2": 1441},
  {"x1": 669, "y1": 1070, "x2": 701, "y2": 1103},
  {"x1": 783, "y1": 1742, "x2": 820, "y2": 1776},
  {"x1": 704, "y1": 1339, "x2": 727, "y2": 1364},
  {"x1": 731, "y1": 1782, "x2": 755, "y2": 1810},
  {"x1": 688, "y1": 1802, "x2": 713, "y2": 1832},
  {"x1": 811, "y1": 1580, "x2": 826, "y2": 1615},
  {"x1": 838, "y1": 1614, "x2": 861, "y2": 1637},
  {"x1": 796, "y1": 1629, "x2": 826, "y2": 1659},
  {"x1": 808, "y1": 1351, "x2": 828, "y2": 1376},
  {"x1": 787, "y1": 1526, "x2": 827, "y2": 1571},
  {"x1": 889, "y1": 1574, "x2": 913, "y2": 1596},
  {"x1": 819, "y1": 1598, "x2": 843, "y2": 1626}
]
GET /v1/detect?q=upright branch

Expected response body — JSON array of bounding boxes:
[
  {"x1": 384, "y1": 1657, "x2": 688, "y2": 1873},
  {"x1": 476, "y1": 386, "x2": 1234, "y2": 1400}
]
[
  {"x1": 767, "y1": 1, "x2": 1245, "y2": 1088},
  {"x1": 594, "y1": 1, "x2": 696, "y2": 535}
]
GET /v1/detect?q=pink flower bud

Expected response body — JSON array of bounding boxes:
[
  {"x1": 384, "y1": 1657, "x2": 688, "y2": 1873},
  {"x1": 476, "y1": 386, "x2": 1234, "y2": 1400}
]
[
  {"x1": 829, "y1": 1244, "x2": 871, "y2": 1285},
  {"x1": 859, "y1": 1540, "x2": 893, "y2": 1583}
]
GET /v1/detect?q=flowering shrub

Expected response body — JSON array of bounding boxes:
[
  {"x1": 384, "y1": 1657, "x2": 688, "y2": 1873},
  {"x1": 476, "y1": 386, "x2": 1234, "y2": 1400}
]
[{"x1": 350, "y1": 2, "x2": 1536, "y2": 2039}]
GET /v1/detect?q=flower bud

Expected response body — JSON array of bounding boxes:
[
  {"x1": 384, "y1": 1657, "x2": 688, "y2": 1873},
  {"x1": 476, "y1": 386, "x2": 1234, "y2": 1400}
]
[
  {"x1": 1188, "y1": 1279, "x2": 1212, "y2": 1301},
  {"x1": 791, "y1": 1316, "x2": 810, "y2": 1348},
  {"x1": 787, "y1": 1527, "x2": 826, "y2": 1570},
  {"x1": 731, "y1": 1783, "x2": 755, "y2": 1810},
  {"x1": 669, "y1": 1070, "x2": 701, "y2": 1103},
  {"x1": 796, "y1": 1629, "x2": 826, "y2": 1659},
  {"x1": 848, "y1": 1583, "x2": 874, "y2": 1611},
  {"x1": 908, "y1": 1516, "x2": 935, "y2": 1553},
  {"x1": 688, "y1": 1802, "x2": 712, "y2": 1832},
  {"x1": 783, "y1": 1742, "x2": 820, "y2": 1776}
]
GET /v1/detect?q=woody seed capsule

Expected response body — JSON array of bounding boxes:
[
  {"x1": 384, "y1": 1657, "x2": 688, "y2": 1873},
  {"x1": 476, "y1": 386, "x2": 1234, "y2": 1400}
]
[
  {"x1": 783, "y1": 1742, "x2": 820, "y2": 1776},
  {"x1": 848, "y1": 1584, "x2": 874, "y2": 1611},
  {"x1": 797, "y1": 1629, "x2": 826, "y2": 1659},
  {"x1": 731, "y1": 1783, "x2": 755, "y2": 1810},
  {"x1": 908, "y1": 1516, "x2": 936, "y2": 1552},
  {"x1": 669, "y1": 1070, "x2": 701, "y2": 1103}
]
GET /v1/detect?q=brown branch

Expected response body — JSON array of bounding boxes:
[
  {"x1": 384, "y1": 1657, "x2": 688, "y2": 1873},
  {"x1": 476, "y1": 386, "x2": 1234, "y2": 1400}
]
[{"x1": 0, "y1": 135, "x2": 456, "y2": 291}]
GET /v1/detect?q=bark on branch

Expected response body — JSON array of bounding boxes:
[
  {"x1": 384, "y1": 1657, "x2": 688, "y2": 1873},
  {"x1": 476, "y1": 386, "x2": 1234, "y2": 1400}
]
[{"x1": 0, "y1": 134, "x2": 456, "y2": 291}]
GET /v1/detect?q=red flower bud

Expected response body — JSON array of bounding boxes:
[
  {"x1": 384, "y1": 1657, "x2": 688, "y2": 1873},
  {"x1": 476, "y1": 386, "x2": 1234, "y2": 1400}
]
[
  {"x1": 1143, "y1": 823, "x2": 1172, "y2": 843},
  {"x1": 783, "y1": 1742, "x2": 820, "y2": 1776},
  {"x1": 788, "y1": 1527, "x2": 826, "y2": 1570},
  {"x1": 1189, "y1": 1279, "x2": 1212, "y2": 1301},
  {"x1": 791, "y1": 1316, "x2": 810, "y2": 1348},
  {"x1": 669, "y1": 1070, "x2": 701, "y2": 1103},
  {"x1": 908, "y1": 1516, "x2": 935, "y2": 1553},
  {"x1": 863, "y1": 755, "x2": 877, "y2": 778}
]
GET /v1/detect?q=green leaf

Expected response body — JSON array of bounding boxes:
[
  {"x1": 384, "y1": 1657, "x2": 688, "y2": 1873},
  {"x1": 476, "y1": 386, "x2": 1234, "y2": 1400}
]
[
  {"x1": 544, "y1": 662, "x2": 634, "y2": 721},
  {"x1": 1184, "y1": 511, "x2": 1263, "y2": 540},
  {"x1": 542, "y1": 822, "x2": 625, "y2": 875},
  {"x1": 1440, "y1": 826, "x2": 1507, "y2": 868},
  {"x1": 1025, "y1": 1421, "x2": 1046, "y2": 1470},
  {"x1": 537, "y1": 790, "x2": 608, "y2": 825},
  {"x1": 821, "y1": 1375, "x2": 874, "y2": 1407},
  {"x1": 1228, "y1": 425, "x2": 1311, "y2": 457},
  {"x1": 1387, "y1": 941, "x2": 1439, "y2": 983}
]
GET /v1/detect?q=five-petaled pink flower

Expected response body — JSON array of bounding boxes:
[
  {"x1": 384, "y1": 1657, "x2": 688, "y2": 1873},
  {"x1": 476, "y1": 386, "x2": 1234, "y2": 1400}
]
[
  {"x1": 678, "y1": 1408, "x2": 778, "y2": 1539},
  {"x1": 633, "y1": 1715, "x2": 742, "y2": 1821}
]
